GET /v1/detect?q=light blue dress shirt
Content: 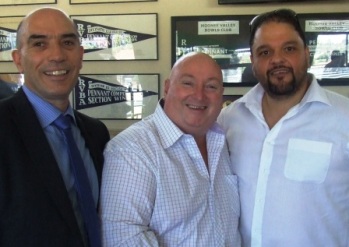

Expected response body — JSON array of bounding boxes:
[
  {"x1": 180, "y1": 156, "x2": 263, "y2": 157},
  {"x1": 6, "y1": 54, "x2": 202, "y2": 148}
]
[
  {"x1": 218, "y1": 74, "x2": 349, "y2": 247},
  {"x1": 22, "y1": 85, "x2": 99, "y2": 235},
  {"x1": 100, "y1": 100, "x2": 241, "y2": 246}
]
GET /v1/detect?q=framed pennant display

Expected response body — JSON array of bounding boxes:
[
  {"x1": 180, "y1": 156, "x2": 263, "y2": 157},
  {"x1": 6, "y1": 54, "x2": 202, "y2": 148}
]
[
  {"x1": 0, "y1": 16, "x2": 23, "y2": 62},
  {"x1": 71, "y1": 14, "x2": 158, "y2": 61},
  {"x1": 73, "y1": 74, "x2": 160, "y2": 119}
]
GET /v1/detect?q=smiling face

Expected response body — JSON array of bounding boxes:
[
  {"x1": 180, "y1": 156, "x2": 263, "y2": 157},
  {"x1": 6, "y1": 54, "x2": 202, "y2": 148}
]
[
  {"x1": 163, "y1": 53, "x2": 224, "y2": 138},
  {"x1": 250, "y1": 21, "x2": 310, "y2": 99},
  {"x1": 12, "y1": 8, "x2": 83, "y2": 111}
]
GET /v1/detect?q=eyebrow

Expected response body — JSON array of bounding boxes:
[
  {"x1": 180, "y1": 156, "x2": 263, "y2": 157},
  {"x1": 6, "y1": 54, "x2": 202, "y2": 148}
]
[
  {"x1": 27, "y1": 33, "x2": 79, "y2": 43},
  {"x1": 255, "y1": 40, "x2": 299, "y2": 50},
  {"x1": 180, "y1": 74, "x2": 195, "y2": 79},
  {"x1": 180, "y1": 74, "x2": 222, "y2": 83}
]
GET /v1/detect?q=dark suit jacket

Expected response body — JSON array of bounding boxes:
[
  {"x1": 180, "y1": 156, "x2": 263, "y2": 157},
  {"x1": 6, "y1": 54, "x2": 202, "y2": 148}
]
[
  {"x1": 0, "y1": 80, "x2": 15, "y2": 100},
  {"x1": 0, "y1": 88, "x2": 110, "y2": 247}
]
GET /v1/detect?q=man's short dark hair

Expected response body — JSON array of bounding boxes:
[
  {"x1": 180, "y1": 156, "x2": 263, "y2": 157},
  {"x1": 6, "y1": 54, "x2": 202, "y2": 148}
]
[{"x1": 249, "y1": 9, "x2": 307, "y2": 51}]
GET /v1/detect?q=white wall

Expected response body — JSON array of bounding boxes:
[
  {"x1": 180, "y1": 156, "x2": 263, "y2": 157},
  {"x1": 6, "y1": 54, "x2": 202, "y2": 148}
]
[{"x1": 1, "y1": 0, "x2": 348, "y2": 134}]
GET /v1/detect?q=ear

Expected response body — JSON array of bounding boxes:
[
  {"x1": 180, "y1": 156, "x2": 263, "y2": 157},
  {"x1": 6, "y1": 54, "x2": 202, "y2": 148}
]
[
  {"x1": 79, "y1": 46, "x2": 84, "y2": 69},
  {"x1": 11, "y1": 49, "x2": 24, "y2": 73},
  {"x1": 164, "y1": 79, "x2": 170, "y2": 97},
  {"x1": 305, "y1": 46, "x2": 311, "y2": 68},
  {"x1": 250, "y1": 54, "x2": 256, "y2": 77}
]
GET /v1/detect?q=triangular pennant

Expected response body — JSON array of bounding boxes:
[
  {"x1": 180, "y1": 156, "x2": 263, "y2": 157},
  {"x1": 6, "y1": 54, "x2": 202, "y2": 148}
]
[
  {"x1": 74, "y1": 75, "x2": 158, "y2": 110},
  {"x1": 73, "y1": 19, "x2": 156, "y2": 51}
]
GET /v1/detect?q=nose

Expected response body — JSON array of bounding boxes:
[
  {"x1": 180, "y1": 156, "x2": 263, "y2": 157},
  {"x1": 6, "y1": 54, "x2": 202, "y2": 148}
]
[
  {"x1": 48, "y1": 43, "x2": 66, "y2": 62},
  {"x1": 270, "y1": 50, "x2": 285, "y2": 65},
  {"x1": 193, "y1": 85, "x2": 205, "y2": 100}
]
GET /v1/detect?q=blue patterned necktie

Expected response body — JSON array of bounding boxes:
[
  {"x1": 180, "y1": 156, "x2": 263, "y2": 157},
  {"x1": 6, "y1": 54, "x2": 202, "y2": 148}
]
[{"x1": 53, "y1": 114, "x2": 101, "y2": 247}]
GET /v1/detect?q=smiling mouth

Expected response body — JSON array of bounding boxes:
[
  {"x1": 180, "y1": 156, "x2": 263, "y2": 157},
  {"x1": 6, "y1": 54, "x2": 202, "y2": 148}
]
[
  {"x1": 45, "y1": 70, "x2": 68, "y2": 76},
  {"x1": 187, "y1": 104, "x2": 207, "y2": 110},
  {"x1": 270, "y1": 67, "x2": 290, "y2": 76}
]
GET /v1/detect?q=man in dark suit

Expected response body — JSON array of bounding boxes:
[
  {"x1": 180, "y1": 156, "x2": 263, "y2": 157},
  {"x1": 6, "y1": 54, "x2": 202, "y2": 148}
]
[{"x1": 0, "y1": 7, "x2": 110, "y2": 247}]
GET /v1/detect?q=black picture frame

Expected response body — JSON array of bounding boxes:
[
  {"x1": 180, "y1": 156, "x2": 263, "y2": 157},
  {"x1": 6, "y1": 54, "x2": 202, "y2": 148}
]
[
  {"x1": 171, "y1": 14, "x2": 256, "y2": 87},
  {"x1": 298, "y1": 12, "x2": 349, "y2": 86},
  {"x1": 71, "y1": 13, "x2": 158, "y2": 61},
  {"x1": 219, "y1": 0, "x2": 287, "y2": 3},
  {"x1": 73, "y1": 74, "x2": 160, "y2": 120},
  {"x1": 171, "y1": 13, "x2": 349, "y2": 87},
  {"x1": 222, "y1": 94, "x2": 242, "y2": 108}
]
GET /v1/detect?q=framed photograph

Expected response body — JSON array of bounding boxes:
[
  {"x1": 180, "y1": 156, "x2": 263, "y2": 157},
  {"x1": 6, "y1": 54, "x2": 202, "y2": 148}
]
[
  {"x1": 172, "y1": 13, "x2": 349, "y2": 86},
  {"x1": 172, "y1": 15, "x2": 255, "y2": 87},
  {"x1": 0, "y1": 16, "x2": 23, "y2": 62},
  {"x1": 298, "y1": 12, "x2": 349, "y2": 85},
  {"x1": 70, "y1": 0, "x2": 156, "y2": 4},
  {"x1": 0, "y1": 0, "x2": 56, "y2": 6},
  {"x1": 73, "y1": 74, "x2": 160, "y2": 120},
  {"x1": 71, "y1": 14, "x2": 158, "y2": 61},
  {"x1": 222, "y1": 94, "x2": 242, "y2": 108}
]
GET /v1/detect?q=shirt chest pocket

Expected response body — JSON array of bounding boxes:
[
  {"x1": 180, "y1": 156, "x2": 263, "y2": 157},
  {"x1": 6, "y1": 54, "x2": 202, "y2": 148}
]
[{"x1": 284, "y1": 138, "x2": 332, "y2": 183}]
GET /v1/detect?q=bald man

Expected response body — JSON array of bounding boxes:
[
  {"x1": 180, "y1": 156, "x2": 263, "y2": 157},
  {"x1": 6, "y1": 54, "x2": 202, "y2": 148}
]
[
  {"x1": 100, "y1": 52, "x2": 241, "y2": 246},
  {"x1": 0, "y1": 8, "x2": 109, "y2": 247}
]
